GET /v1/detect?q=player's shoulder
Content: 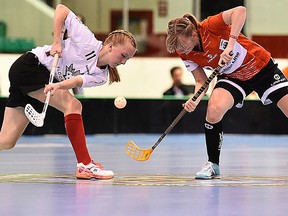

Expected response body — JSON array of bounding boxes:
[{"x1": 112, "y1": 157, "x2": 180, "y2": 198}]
[{"x1": 201, "y1": 12, "x2": 226, "y2": 31}]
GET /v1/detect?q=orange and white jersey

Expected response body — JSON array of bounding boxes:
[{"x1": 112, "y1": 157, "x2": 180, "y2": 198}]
[{"x1": 178, "y1": 12, "x2": 271, "y2": 81}]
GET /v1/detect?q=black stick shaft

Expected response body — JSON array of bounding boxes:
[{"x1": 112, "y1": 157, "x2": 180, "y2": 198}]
[{"x1": 151, "y1": 65, "x2": 222, "y2": 150}]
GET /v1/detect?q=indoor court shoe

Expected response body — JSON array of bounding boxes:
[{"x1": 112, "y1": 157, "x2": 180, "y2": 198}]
[
  {"x1": 76, "y1": 160, "x2": 114, "y2": 180},
  {"x1": 195, "y1": 161, "x2": 221, "y2": 179}
]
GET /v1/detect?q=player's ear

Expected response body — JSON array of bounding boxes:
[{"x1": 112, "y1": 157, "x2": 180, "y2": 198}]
[{"x1": 108, "y1": 43, "x2": 113, "y2": 52}]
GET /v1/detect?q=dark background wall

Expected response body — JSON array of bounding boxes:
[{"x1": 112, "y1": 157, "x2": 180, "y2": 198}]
[{"x1": 0, "y1": 98, "x2": 287, "y2": 135}]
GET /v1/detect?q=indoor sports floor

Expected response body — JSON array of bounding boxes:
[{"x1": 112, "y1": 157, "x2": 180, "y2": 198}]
[{"x1": 0, "y1": 134, "x2": 287, "y2": 216}]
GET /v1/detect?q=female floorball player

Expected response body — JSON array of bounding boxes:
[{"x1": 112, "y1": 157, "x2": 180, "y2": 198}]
[
  {"x1": 0, "y1": 4, "x2": 137, "y2": 180},
  {"x1": 166, "y1": 6, "x2": 288, "y2": 179}
]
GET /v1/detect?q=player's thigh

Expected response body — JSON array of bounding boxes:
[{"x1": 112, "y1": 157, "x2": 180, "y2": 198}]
[
  {"x1": 48, "y1": 90, "x2": 82, "y2": 115},
  {"x1": 28, "y1": 88, "x2": 82, "y2": 115},
  {"x1": 207, "y1": 88, "x2": 234, "y2": 121},
  {"x1": 0, "y1": 107, "x2": 29, "y2": 149},
  {"x1": 277, "y1": 94, "x2": 288, "y2": 117},
  {"x1": 27, "y1": 88, "x2": 46, "y2": 103}
]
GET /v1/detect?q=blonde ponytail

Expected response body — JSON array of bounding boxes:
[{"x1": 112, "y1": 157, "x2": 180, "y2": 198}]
[{"x1": 108, "y1": 66, "x2": 120, "y2": 84}]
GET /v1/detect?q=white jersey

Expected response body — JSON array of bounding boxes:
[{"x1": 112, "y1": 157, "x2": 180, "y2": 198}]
[{"x1": 31, "y1": 11, "x2": 108, "y2": 93}]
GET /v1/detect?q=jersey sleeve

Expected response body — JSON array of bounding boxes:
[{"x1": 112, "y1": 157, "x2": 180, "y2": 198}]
[
  {"x1": 205, "y1": 12, "x2": 229, "y2": 34},
  {"x1": 64, "y1": 11, "x2": 96, "y2": 44},
  {"x1": 182, "y1": 60, "x2": 199, "y2": 72},
  {"x1": 80, "y1": 69, "x2": 109, "y2": 88}
]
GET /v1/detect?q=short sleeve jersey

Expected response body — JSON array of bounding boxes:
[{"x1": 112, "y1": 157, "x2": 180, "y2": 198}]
[
  {"x1": 178, "y1": 12, "x2": 271, "y2": 81},
  {"x1": 31, "y1": 11, "x2": 108, "y2": 93}
]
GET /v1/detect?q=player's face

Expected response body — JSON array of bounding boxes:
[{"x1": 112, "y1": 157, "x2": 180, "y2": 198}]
[
  {"x1": 109, "y1": 41, "x2": 136, "y2": 68},
  {"x1": 176, "y1": 34, "x2": 198, "y2": 54}
]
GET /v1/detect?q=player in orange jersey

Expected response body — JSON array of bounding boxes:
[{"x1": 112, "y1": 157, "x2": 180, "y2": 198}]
[{"x1": 166, "y1": 6, "x2": 288, "y2": 179}]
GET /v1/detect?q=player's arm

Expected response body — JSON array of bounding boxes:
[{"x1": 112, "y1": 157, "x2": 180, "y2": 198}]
[
  {"x1": 183, "y1": 66, "x2": 208, "y2": 112},
  {"x1": 220, "y1": 6, "x2": 246, "y2": 65},
  {"x1": 51, "y1": 4, "x2": 70, "y2": 56},
  {"x1": 44, "y1": 76, "x2": 83, "y2": 96}
]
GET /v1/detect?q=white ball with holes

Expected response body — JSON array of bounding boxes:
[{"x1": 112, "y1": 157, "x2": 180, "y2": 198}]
[{"x1": 114, "y1": 96, "x2": 127, "y2": 109}]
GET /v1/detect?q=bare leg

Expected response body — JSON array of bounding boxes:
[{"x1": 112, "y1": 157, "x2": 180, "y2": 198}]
[
  {"x1": 28, "y1": 88, "x2": 82, "y2": 114},
  {"x1": 206, "y1": 88, "x2": 234, "y2": 123},
  {"x1": 28, "y1": 88, "x2": 92, "y2": 165},
  {"x1": 277, "y1": 94, "x2": 288, "y2": 118},
  {"x1": 0, "y1": 107, "x2": 29, "y2": 149},
  {"x1": 0, "y1": 88, "x2": 81, "y2": 150},
  {"x1": 203, "y1": 88, "x2": 234, "y2": 165}
]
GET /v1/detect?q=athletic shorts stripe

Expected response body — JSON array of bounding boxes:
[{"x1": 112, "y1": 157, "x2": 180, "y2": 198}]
[
  {"x1": 261, "y1": 82, "x2": 288, "y2": 105},
  {"x1": 217, "y1": 79, "x2": 246, "y2": 108},
  {"x1": 214, "y1": 58, "x2": 288, "y2": 108}
]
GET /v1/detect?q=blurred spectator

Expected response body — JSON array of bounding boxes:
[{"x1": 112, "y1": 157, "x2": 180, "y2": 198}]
[{"x1": 163, "y1": 66, "x2": 195, "y2": 97}]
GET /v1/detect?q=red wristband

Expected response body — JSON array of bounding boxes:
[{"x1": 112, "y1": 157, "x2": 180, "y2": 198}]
[{"x1": 230, "y1": 35, "x2": 238, "y2": 40}]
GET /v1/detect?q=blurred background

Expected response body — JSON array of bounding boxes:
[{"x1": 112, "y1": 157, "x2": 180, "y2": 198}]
[{"x1": 0, "y1": 0, "x2": 287, "y2": 134}]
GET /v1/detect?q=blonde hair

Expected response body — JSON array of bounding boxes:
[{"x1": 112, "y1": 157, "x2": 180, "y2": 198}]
[
  {"x1": 166, "y1": 14, "x2": 199, "y2": 53},
  {"x1": 104, "y1": 30, "x2": 137, "y2": 84}
]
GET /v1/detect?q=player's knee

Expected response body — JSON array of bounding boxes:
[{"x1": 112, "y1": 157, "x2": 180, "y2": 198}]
[
  {"x1": 0, "y1": 141, "x2": 16, "y2": 150},
  {"x1": 277, "y1": 95, "x2": 288, "y2": 118},
  {"x1": 206, "y1": 104, "x2": 225, "y2": 123},
  {"x1": 65, "y1": 98, "x2": 82, "y2": 113}
]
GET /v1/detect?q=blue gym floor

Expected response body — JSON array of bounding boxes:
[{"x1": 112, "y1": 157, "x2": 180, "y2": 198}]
[{"x1": 0, "y1": 134, "x2": 287, "y2": 216}]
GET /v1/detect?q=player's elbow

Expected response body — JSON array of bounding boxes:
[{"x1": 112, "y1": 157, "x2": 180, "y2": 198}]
[{"x1": 235, "y1": 6, "x2": 246, "y2": 16}]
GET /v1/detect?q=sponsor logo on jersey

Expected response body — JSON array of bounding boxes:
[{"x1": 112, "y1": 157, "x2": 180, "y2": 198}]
[
  {"x1": 219, "y1": 39, "x2": 228, "y2": 50},
  {"x1": 207, "y1": 53, "x2": 218, "y2": 63}
]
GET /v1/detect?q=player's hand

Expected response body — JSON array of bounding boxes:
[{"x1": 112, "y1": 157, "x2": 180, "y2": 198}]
[
  {"x1": 183, "y1": 98, "x2": 198, "y2": 113},
  {"x1": 44, "y1": 83, "x2": 60, "y2": 96},
  {"x1": 218, "y1": 49, "x2": 234, "y2": 66},
  {"x1": 50, "y1": 43, "x2": 62, "y2": 57}
]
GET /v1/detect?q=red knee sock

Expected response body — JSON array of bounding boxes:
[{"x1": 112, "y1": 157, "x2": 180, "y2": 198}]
[{"x1": 64, "y1": 113, "x2": 91, "y2": 165}]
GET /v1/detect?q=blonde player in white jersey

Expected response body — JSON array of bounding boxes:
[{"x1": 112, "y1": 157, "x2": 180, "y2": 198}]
[{"x1": 0, "y1": 4, "x2": 137, "y2": 180}]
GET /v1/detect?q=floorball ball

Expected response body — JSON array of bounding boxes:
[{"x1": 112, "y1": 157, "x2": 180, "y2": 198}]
[{"x1": 114, "y1": 96, "x2": 127, "y2": 109}]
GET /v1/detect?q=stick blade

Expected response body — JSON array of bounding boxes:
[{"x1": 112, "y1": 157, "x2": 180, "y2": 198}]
[
  {"x1": 125, "y1": 140, "x2": 153, "y2": 161},
  {"x1": 24, "y1": 104, "x2": 44, "y2": 127}
]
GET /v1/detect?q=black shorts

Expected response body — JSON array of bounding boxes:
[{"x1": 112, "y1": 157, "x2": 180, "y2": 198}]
[
  {"x1": 7, "y1": 52, "x2": 51, "y2": 108},
  {"x1": 214, "y1": 59, "x2": 288, "y2": 108}
]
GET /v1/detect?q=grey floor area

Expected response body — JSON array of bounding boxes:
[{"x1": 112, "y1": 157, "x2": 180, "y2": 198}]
[{"x1": 0, "y1": 134, "x2": 287, "y2": 216}]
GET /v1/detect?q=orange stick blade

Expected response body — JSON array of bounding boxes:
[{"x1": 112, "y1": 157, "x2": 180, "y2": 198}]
[{"x1": 126, "y1": 141, "x2": 153, "y2": 161}]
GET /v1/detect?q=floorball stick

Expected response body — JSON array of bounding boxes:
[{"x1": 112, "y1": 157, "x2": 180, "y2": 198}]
[
  {"x1": 24, "y1": 54, "x2": 59, "y2": 127},
  {"x1": 126, "y1": 65, "x2": 223, "y2": 161}
]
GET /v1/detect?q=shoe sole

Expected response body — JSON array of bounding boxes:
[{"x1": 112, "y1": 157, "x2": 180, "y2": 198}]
[
  {"x1": 76, "y1": 167, "x2": 114, "y2": 180},
  {"x1": 195, "y1": 175, "x2": 221, "y2": 180},
  {"x1": 76, "y1": 175, "x2": 114, "y2": 180}
]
